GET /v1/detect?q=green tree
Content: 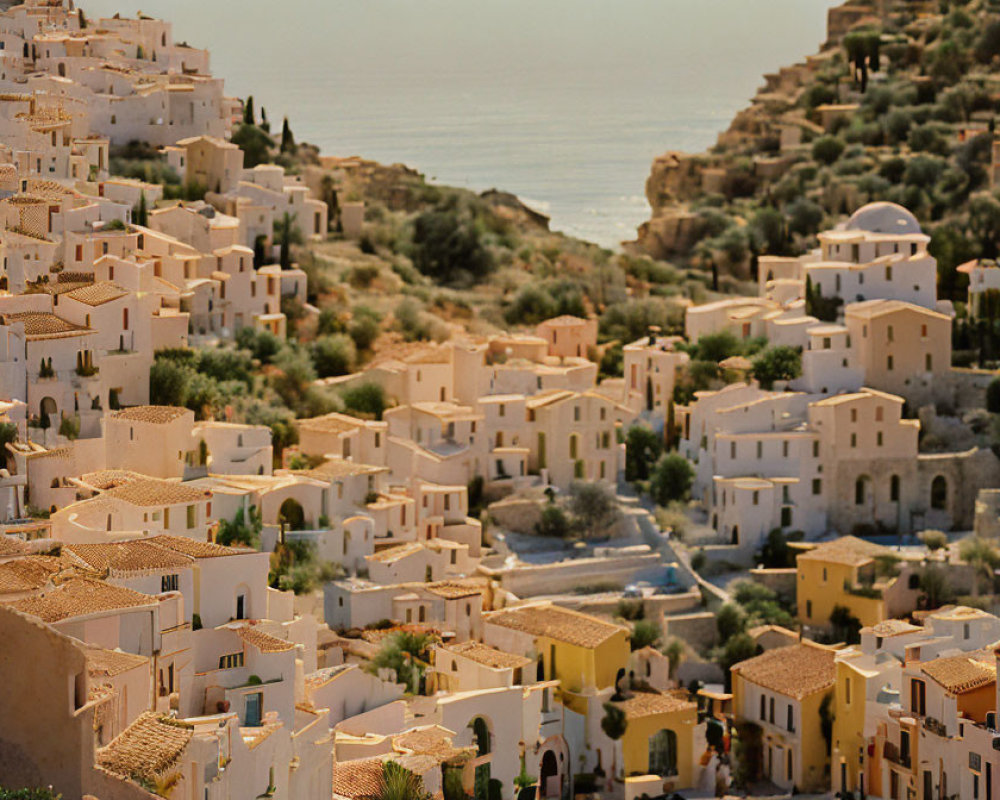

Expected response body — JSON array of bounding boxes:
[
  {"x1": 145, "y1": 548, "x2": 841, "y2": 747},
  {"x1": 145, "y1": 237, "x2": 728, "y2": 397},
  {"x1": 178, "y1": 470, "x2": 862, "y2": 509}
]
[
  {"x1": 280, "y1": 117, "x2": 295, "y2": 154},
  {"x1": 918, "y1": 529, "x2": 948, "y2": 553},
  {"x1": 663, "y1": 638, "x2": 684, "y2": 680},
  {"x1": 216, "y1": 506, "x2": 262, "y2": 548},
  {"x1": 231, "y1": 123, "x2": 272, "y2": 168},
  {"x1": 968, "y1": 193, "x2": 1000, "y2": 259},
  {"x1": 243, "y1": 95, "x2": 255, "y2": 126},
  {"x1": 918, "y1": 564, "x2": 954, "y2": 610},
  {"x1": 716, "y1": 633, "x2": 758, "y2": 691},
  {"x1": 311, "y1": 334, "x2": 356, "y2": 378},
  {"x1": 830, "y1": 604, "x2": 862, "y2": 644},
  {"x1": 134, "y1": 191, "x2": 148, "y2": 227},
  {"x1": 693, "y1": 330, "x2": 741, "y2": 363},
  {"x1": 812, "y1": 135, "x2": 845, "y2": 165},
  {"x1": 371, "y1": 632, "x2": 435, "y2": 694},
  {"x1": 341, "y1": 382, "x2": 387, "y2": 419},
  {"x1": 569, "y1": 482, "x2": 619, "y2": 539},
  {"x1": 534, "y1": 505, "x2": 571, "y2": 538},
  {"x1": 716, "y1": 603, "x2": 747, "y2": 641},
  {"x1": 751, "y1": 345, "x2": 801, "y2": 389},
  {"x1": 650, "y1": 452, "x2": 694, "y2": 506},
  {"x1": 411, "y1": 209, "x2": 495, "y2": 286},
  {"x1": 959, "y1": 536, "x2": 1000, "y2": 597},
  {"x1": 149, "y1": 357, "x2": 190, "y2": 406},
  {"x1": 630, "y1": 619, "x2": 661, "y2": 651},
  {"x1": 275, "y1": 212, "x2": 303, "y2": 270},
  {"x1": 600, "y1": 703, "x2": 628, "y2": 779},
  {"x1": 624, "y1": 425, "x2": 663, "y2": 482}
]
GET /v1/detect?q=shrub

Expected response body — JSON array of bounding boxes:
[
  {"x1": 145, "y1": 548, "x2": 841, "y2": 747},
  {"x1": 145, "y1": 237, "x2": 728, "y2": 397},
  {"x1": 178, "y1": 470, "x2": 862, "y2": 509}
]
[
  {"x1": 569, "y1": 482, "x2": 620, "y2": 539},
  {"x1": 751, "y1": 345, "x2": 802, "y2": 389},
  {"x1": 630, "y1": 619, "x2": 661, "y2": 651},
  {"x1": 534, "y1": 505, "x2": 570, "y2": 538},
  {"x1": 311, "y1": 334, "x2": 357, "y2": 378},
  {"x1": 812, "y1": 135, "x2": 845, "y2": 165},
  {"x1": 58, "y1": 414, "x2": 80, "y2": 441},
  {"x1": 341, "y1": 382, "x2": 386, "y2": 419},
  {"x1": 411, "y1": 208, "x2": 494, "y2": 285},
  {"x1": 624, "y1": 425, "x2": 663, "y2": 482},
  {"x1": 919, "y1": 529, "x2": 948, "y2": 552}
]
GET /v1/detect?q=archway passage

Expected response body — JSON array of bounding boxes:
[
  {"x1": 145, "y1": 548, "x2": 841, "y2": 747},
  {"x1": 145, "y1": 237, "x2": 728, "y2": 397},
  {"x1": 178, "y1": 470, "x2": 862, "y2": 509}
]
[
  {"x1": 539, "y1": 750, "x2": 560, "y2": 799},
  {"x1": 930, "y1": 475, "x2": 947, "y2": 511},
  {"x1": 649, "y1": 728, "x2": 678, "y2": 777},
  {"x1": 278, "y1": 498, "x2": 306, "y2": 530},
  {"x1": 40, "y1": 396, "x2": 57, "y2": 427}
]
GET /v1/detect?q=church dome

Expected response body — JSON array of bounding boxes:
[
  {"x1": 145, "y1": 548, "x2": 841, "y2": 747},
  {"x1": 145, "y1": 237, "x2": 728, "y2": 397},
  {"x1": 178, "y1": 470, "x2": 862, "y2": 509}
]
[{"x1": 845, "y1": 202, "x2": 922, "y2": 235}]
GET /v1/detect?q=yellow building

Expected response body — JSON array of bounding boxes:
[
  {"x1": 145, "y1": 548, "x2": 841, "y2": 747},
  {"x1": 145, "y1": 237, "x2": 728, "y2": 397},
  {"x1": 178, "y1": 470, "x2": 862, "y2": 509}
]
[
  {"x1": 483, "y1": 604, "x2": 630, "y2": 697},
  {"x1": 731, "y1": 641, "x2": 837, "y2": 793},
  {"x1": 614, "y1": 690, "x2": 697, "y2": 793},
  {"x1": 796, "y1": 536, "x2": 896, "y2": 630}
]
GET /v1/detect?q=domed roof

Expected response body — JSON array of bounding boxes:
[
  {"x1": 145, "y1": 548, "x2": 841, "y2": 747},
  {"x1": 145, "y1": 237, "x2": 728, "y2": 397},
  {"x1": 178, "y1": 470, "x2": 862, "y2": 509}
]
[{"x1": 845, "y1": 202, "x2": 922, "y2": 235}]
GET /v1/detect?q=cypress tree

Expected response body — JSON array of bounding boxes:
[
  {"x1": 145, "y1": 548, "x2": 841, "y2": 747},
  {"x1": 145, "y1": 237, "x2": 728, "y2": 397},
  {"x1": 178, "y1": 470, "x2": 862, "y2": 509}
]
[
  {"x1": 243, "y1": 96, "x2": 255, "y2": 126},
  {"x1": 281, "y1": 117, "x2": 295, "y2": 154}
]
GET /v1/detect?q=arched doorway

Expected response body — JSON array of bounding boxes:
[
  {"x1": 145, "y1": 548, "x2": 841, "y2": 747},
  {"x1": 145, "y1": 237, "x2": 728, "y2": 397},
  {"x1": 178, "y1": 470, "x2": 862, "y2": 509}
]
[
  {"x1": 278, "y1": 498, "x2": 306, "y2": 530},
  {"x1": 649, "y1": 728, "x2": 678, "y2": 777},
  {"x1": 855, "y1": 475, "x2": 873, "y2": 511},
  {"x1": 539, "y1": 750, "x2": 560, "y2": 799},
  {"x1": 40, "y1": 397, "x2": 57, "y2": 428},
  {"x1": 931, "y1": 475, "x2": 948, "y2": 510},
  {"x1": 470, "y1": 716, "x2": 492, "y2": 800}
]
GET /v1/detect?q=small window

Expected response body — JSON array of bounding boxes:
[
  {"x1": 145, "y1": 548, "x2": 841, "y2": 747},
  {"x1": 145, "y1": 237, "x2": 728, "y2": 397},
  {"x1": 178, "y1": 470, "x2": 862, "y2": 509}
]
[
  {"x1": 812, "y1": 479, "x2": 822, "y2": 495},
  {"x1": 730, "y1": 442, "x2": 736, "y2": 459}
]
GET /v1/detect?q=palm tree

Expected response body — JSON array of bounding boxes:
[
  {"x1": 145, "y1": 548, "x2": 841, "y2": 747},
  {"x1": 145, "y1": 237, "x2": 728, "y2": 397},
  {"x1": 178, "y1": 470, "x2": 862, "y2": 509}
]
[{"x1": 600, "y1": 702, "x2": 628, "y2": 784}]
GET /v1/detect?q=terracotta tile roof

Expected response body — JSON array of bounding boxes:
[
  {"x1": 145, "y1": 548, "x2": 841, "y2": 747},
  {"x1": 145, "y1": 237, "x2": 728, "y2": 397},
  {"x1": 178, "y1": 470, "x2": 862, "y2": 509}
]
[
  {"x1": 423, "y1": 581, "x2": 482, "y2": 600},
  {"x1": 235, "y1": 623, "x2": 295, "y2": 653},
  {"x1": 614, "y1": 690, "x2": 696, "y2": 719},
  {"x1": 0, "y1": 556, "x2": 62, "y2": 595},
  {"x1": 146, "y1": 534, "x2": 252, "y2": 559},
  {"x1": 368, "y1": 542, "x2": 424, "y2": 563},
  {"x1": 921, "y1": 652, "x2": 996, "y2": 694},
  {"x1": 332, "y1": 757, "x2": 385, "y2": 800},
  {"x1": 2, "y1": 311, "x2": 90, "y2": 340},
  {"x1": 64, "y1": 541, "x2": 192, "y2": 575},
  {"x1": 103, "y1": 478, "x2": 210, "y2": 507},
  {"x1": 0, "y1": 535, "x2": 29, "y2": 557},
  {"x1": 538, "y1": 315, "x2": 590, "y2": 327},
  {"x1": 796, "y1": 535, "x2": 888, "y2": 567},
  {"x1": 7, "y1": 578, "x2": 155, "y2": 622},
  {"x1": 732, "y1": 643, "x2": 836, "y2": 700},
  {"x1": 485, "y1": 604, "x2": 626, "y2": 648},
  {"x1": 110, "y1": 405, "x2": 190, "y2": 424},
  {"x1": 97, "y1": 712, "x2": 192, "y2": 783},
  {"x1": 77, "y1": 469, "x2": 145, "y2": 490},
  {"x1": 444, "y1": 641, "x2": 532, "y2": 670},
  {"x1": 297, "y1": 413, "x2": 364, "y2": 434},
  {"x1": 64, "y1": 280, "x2": 129, "y2": 306},
  {"x1": 392, "y1": 725, "x2": 465, "y2": 762},
  {"x1": 867, "y1": 619, "x2": 922, "y2": 637},
  {"x1": 301, "y1": 459, "x2": 387, "y2": 480},
  {"x1": 87, "y1": 648, "x2": 148, "y2": 678}
]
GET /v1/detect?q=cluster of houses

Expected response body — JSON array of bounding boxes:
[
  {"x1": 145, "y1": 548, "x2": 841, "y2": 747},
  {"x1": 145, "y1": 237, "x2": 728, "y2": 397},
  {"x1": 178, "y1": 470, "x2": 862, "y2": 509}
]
[
  {"x1": 679, "y1": 200, "x2": 1000, "y2": 554},
  {"x1": 5, "y1": 2, "x2": 1000, "y2": 800},
  {"x1": 723, "y1": 535, "x2": 1000, "y2": 799},
  {"x1": 0, "y1": 3, "x2": 703, "y2": 800}
]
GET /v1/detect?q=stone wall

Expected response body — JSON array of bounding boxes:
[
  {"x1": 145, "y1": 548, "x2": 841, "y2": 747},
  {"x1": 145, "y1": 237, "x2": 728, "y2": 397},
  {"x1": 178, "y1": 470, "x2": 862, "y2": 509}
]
[
  {"x1": 748, "y1": 568, "x2": 797, "y2": 600},
  {"x1": 662, "y1": 611, "x2": 718, "y2": 652}
]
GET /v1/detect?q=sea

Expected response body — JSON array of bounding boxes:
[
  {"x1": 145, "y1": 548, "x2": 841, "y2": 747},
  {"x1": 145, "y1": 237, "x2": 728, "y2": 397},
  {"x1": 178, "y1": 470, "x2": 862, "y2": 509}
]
[{"x1": 80, "y1": 0, "x2": 838, "y2": 248}]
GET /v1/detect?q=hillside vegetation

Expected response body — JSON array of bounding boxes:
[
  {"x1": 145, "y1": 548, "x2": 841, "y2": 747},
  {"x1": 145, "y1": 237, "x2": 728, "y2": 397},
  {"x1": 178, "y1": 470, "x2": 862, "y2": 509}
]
[{"x1": 636, "y1": 0, "x2": 1000, "y2": 304}]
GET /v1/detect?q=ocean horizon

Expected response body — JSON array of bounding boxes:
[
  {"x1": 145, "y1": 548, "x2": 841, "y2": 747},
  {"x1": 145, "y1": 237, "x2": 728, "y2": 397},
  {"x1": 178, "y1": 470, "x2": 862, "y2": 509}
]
[{"x1": 82, "y1": 0, "x2": 838, "y2": 248}]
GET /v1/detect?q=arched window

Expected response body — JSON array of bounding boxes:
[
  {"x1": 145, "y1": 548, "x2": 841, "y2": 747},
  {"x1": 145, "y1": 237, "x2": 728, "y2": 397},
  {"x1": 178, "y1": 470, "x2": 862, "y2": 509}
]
[
  {"x1": 649, "y1": 729, "x2": 678, "y2": 777},
  {"x1": 931, "y1": 476, "x2": 947, "y2": 510}
]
